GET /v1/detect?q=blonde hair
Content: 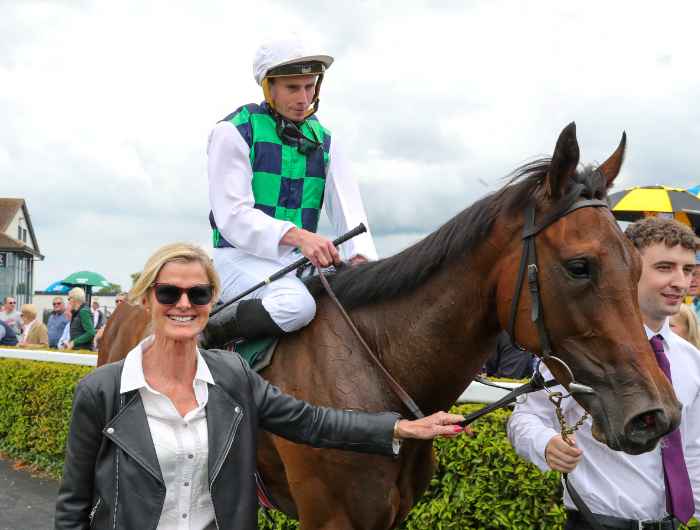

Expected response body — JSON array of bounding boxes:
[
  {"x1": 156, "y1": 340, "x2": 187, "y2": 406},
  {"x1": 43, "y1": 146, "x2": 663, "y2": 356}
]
[
  {"x1": 676, "y1": 304, "x2": 700, "y2": 349},
  {"x1": 68, "y1": 287, "x2": 86, "y2": 303},
  {"x1": 130, "y1": 243, "x2": 220, "y2": 306},
  {"x1": 20, "y1": 304, "x2": 37, "y2": 319}
]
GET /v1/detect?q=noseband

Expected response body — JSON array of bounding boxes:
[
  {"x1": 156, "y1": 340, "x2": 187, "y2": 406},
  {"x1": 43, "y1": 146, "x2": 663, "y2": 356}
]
[{"x1": 506, "y1": 190, "x2": 610, "y2": 396}]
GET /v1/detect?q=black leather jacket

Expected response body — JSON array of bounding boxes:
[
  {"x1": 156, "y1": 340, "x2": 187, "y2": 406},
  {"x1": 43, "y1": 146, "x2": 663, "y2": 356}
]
[{"x1": 54, "y1": 349, "x2": 399, "y2": 529}]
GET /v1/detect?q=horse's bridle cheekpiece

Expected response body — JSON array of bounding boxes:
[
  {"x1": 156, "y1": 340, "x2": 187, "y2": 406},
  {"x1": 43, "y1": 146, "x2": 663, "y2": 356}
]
[{"x1": 507, "y1": 187, "x2": 609, "y2": 397}]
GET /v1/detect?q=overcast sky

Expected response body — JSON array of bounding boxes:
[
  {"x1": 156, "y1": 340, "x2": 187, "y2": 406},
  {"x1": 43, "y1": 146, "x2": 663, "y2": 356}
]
[{"x1": 2, "y1": 0, "x2": 700, "y2": 292}]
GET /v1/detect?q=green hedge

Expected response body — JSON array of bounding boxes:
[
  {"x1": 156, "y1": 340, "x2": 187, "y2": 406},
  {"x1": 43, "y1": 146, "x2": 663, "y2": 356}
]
[
  {"x1": 0, "y1": 359, "x2": 696, "y2": 529},
  {"x1": 0, "y1": 359, "x2": 91, "y2": 476}
]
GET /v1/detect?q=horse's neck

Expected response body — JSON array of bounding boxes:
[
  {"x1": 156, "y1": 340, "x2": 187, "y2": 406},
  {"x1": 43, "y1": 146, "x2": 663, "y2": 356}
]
[{"x1": 353, "y1": 242, "x2": 507, "y2": 413}]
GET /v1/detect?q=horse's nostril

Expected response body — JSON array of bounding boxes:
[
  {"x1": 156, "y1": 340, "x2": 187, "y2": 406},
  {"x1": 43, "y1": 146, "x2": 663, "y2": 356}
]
[
  {"x1": 630, "y1": 414, "x2": 648, "y2": 433},
  {"x1": 626, "y1": 408, "x2": 669, "y2": 445},
  {"x1": 640, "y1": 411, "x2": 657, "y2": 429}
]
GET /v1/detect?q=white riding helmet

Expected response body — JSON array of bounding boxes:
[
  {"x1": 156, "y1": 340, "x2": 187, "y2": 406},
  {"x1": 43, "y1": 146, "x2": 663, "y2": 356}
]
[{"x1": 253, "y1": 35, "x2": 334, "y2": 118}]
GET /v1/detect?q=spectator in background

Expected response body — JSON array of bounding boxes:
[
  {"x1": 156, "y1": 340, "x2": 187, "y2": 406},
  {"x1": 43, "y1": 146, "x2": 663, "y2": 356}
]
[
  {"x1": 47, "y1": 297, "x2": 70, "y2": 348},
  {"x1": 58, "y1": 304, "x2": 73, "y2": 349},
  {"x1": 670, "y1": 304, "x2": 700, "y2": 350},
  {"x1": 91, "y1": 298, "x2": 106, "y2": 350},
  {"x1": 0, "y1": 296, "x2": 21, "y2": 335},
  {"x1": 115, "y1": 292, "x2": 128, "y2": 306},
  {"x1": 689, "y1": 253, "x2": 700, "y2": 319},
  {"x1": 18, "y1": 304, "x2": 49, "y2": 348},
  {"x1": 66, "y1": 288, "x2": 96, "y2": 351},
  {"x1": 0, "y1": 319, "x2": 18, "y2": 346},
  {"x1": 484, "y1": 331, "x2": 535, "y2": 379},
  {"x1": 91, "y1": 299, "x2": 105, "y2": 330}
]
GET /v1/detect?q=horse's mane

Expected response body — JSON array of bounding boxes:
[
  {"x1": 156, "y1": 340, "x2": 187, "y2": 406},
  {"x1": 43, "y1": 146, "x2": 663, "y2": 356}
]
[{"x1": 308, "y1": 159, "x2": 608, "y2": 310}]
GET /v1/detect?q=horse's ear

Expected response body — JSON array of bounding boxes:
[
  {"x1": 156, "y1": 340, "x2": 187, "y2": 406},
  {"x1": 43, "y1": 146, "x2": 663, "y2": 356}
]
[
  {"x1": 598, "y1": 132, "x2": 627, "y2": 188},
  {"x1": 546, "y1": 122, "x2": 580, "y2": 199}
]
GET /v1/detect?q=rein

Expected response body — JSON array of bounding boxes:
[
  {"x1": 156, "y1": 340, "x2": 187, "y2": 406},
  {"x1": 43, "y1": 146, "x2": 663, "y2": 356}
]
[{"x1": 317, "y1": 270, "x2": 425, "y2": 419}]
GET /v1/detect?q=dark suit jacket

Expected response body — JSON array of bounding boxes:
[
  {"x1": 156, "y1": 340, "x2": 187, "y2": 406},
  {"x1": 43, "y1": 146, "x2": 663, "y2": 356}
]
[{"x1": 485, "y1": 331, "x2": 535, "y2": 379}]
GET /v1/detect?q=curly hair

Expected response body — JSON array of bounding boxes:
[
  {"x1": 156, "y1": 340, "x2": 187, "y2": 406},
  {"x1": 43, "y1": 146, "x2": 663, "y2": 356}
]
[{"x1": 624, "y1": 216, "x2": 699, "y2": 252}]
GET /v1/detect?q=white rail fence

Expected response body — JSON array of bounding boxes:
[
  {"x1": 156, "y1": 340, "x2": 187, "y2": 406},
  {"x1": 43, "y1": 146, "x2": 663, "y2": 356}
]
[{"x1": 0, "y1": 348, "x2": 522, "y2": 404}]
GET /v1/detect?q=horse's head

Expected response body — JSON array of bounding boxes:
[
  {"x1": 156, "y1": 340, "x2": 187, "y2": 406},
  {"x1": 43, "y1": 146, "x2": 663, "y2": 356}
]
[{"x1": 497, "y1": 123, "x2": 681, "y2": 454}]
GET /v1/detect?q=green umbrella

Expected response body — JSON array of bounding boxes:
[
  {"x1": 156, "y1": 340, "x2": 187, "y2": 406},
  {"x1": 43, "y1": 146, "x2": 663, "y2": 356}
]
[
  {"x1": 61, "y1": 271, "x2": 111, "y2": 306},
  {"x1": 62, "y1": 271, "x2": 111, "y2": 288}
]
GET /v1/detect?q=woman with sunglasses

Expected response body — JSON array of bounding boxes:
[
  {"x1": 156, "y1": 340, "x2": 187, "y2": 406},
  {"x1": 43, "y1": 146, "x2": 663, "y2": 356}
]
[{"x1": 55, "y1": 242, "x2": 465, "y2": 530}]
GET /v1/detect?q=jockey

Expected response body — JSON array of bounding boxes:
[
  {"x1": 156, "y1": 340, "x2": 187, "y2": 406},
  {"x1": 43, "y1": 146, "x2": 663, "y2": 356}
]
[{"x1": 203, "y1": 35, "x2": 377, "y2": 346}]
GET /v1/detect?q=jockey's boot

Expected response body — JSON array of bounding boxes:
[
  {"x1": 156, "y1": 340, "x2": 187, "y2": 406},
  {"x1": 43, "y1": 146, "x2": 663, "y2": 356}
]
[{"x1": 200, "y1": 299, "x2": 284, "y2": 349}]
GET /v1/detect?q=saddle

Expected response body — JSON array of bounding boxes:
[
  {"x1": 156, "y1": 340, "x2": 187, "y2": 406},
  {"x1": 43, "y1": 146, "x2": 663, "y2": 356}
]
[{"x1": 229, "y1": 337, "x2": 278, "y2": 373}]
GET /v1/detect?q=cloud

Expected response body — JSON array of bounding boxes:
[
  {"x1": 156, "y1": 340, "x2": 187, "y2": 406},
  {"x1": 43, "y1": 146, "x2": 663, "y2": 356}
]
[{"x1": 2, "y1": 0, "x2": 700, "y2": 292}]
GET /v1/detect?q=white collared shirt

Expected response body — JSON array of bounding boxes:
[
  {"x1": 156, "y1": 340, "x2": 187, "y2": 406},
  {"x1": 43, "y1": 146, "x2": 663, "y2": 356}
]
[
  {"x1": 120, "y1": 337, "x2": 217, "y2": 530},
  {"x1": 207, "y1": 119, "x2": 378, "y2": 262},
  {"x1": 507, "y1": 319, "x2": 700, "y2": 521}
]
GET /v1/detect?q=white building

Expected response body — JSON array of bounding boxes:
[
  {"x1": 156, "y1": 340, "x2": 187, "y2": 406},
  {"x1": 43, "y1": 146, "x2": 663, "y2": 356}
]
[{"x1": 0, "y1": 198, "x2": 43, "y2": 306}]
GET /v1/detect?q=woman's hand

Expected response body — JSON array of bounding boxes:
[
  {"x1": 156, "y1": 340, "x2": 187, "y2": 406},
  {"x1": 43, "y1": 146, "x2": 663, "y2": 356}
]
[{"x1": 394, "y1": 411, "x2": 468, "y2": 440}]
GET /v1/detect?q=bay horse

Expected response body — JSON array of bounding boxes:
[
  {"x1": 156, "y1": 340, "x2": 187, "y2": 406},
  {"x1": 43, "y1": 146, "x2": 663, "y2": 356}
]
[{"x1": 99, "y1": 123, "x2": 681, "y2": 530}]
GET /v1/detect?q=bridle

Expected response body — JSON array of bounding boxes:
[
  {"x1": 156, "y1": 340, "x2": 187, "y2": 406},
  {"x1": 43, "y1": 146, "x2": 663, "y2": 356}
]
[
  {"x1": 316, "y1": 182, "x2": 613, "y2": 424},
  {"x1": 506, "y1": 183, "x2": 610, "y2": 397},
  {"x1": 497, "y1": 182, "x2": 613, "y2": 530},
  {"x1": 317, "y1": 180, "x2": 614, "y2": 530}
]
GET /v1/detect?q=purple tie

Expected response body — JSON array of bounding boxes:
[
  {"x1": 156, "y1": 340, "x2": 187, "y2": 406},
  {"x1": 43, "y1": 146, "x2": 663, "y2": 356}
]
[{"x1": 649, "y1": 334, "x2": 695, "y2": 524}]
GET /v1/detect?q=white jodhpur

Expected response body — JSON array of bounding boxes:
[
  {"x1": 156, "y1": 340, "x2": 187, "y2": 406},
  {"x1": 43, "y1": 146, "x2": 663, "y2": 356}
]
[{"x1": 213, "y1": 247, "x2": 316, "y2": 333}]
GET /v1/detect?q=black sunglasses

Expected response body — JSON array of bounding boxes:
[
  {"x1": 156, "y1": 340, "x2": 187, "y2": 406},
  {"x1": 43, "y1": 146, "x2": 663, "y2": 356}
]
[
  {"x1": 152, "y1": 283, "x2": 213, "y2": 306},
  {"x1": 276, "y1": 118, "x2": 322, "y2": 155}
]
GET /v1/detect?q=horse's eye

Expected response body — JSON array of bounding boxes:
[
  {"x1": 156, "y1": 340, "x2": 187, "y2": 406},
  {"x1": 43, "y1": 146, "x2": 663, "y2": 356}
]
[{"x1": 565, "y1": 258, "x2": 590, "y2": 279}]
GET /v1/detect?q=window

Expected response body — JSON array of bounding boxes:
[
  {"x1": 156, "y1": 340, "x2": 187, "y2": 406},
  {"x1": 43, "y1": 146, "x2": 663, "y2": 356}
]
[
  {"x1": 23, "y1": 228, "x2": 27, "y2": 243},
  {"x1": 17, "y1": 225, "x2": 21, "y2": 240}
]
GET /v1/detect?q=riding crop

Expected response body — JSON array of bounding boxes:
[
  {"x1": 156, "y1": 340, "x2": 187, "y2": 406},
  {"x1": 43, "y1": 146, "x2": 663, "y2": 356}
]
[{"x1": 209, "y1": 223, "x2": 367, "y2": 318}]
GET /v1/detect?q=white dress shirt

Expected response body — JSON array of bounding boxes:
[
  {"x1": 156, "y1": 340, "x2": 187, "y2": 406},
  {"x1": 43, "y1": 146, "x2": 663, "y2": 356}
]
[
  {"x1": 507, "y1": 319, "x2": 700, "y2": 521},
  {"x1": 207, "y1": 119, "x2": 378, "y2": 263},
  {"x1": 120, "y1": 337, "x2": 217, "y2": 530},
  {"x1": 58, "y1": 321, "x2": 71, "y2": 348}
]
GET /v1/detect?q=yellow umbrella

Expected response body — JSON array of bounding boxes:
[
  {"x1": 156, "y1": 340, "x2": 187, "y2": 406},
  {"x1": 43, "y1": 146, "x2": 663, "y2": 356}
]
[{"x1": 608, "y1": 185, "x2": 700, "y2": 230}]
